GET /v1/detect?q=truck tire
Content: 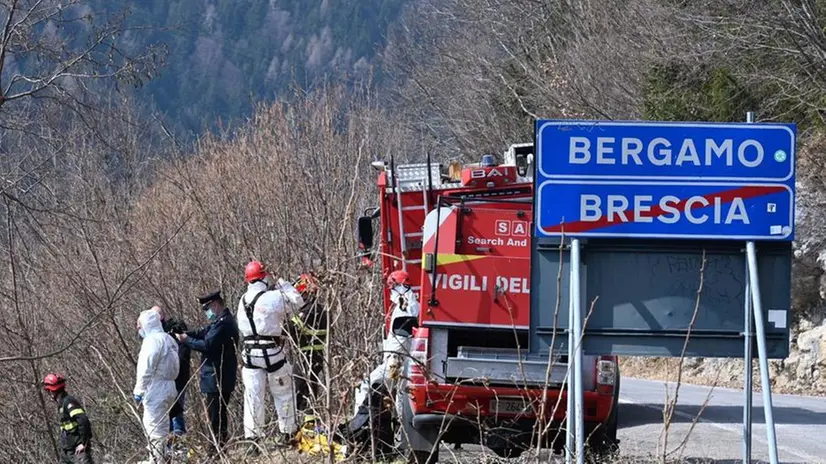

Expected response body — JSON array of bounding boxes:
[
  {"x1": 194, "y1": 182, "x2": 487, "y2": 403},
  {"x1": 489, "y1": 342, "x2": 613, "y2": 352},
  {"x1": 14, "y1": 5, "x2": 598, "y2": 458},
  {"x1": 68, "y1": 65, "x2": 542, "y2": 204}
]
[
  {"x1": 490, "y1": 447, "x2": 525, "y2": 458},
  {"x1": 586, "y1": 402, "x2": 619, "y2": 458},
  {"x1": 409, "y1": 450, "x2": 439, "y2": 464},
  {"x1": 486, "y1": 426, "x2": 527, "y2": 459},
  {"x1": 397, "y1": 390, "x2": 440, "y2": 464},
  {"x1": 586, "y1": 375, "x2": 621, "y2": 460}
]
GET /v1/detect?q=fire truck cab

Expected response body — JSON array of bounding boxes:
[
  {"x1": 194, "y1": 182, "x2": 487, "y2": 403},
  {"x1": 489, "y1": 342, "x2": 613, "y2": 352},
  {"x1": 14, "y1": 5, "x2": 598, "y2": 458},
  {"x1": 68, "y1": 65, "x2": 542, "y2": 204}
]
[{"x1": 356, "y1": 144, "x2": 620, "y2": 463}]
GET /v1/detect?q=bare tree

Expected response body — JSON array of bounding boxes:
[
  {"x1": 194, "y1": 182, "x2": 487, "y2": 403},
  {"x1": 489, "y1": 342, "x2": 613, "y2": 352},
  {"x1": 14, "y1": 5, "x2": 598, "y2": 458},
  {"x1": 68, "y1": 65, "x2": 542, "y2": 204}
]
[{"x1": 381, "y1": 0, "x2": 691, "y2": 159}]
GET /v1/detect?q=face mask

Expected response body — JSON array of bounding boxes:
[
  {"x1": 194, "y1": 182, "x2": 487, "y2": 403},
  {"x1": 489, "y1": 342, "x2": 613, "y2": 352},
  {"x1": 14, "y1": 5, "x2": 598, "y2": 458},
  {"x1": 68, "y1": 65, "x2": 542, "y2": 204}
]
[
  {"x1": 138, "y1": 328, "x2": 145, "y2": 339},
  {"x1": 206, "y1": 309, "x2": 216, "y2": 321},
  {"x1": 391, "y1": 284, "x2": 409, "y2": 296},
  {"x1": 390, "y1": 285, "x2": 409, "y2": 304}
]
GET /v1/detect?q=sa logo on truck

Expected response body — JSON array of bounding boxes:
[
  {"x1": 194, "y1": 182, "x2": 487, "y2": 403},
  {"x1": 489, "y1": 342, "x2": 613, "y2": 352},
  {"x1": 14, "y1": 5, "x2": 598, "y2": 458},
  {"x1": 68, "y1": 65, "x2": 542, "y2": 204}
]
[{"x1": 495, "y1": 220, "x2": 528, "y2": 237}]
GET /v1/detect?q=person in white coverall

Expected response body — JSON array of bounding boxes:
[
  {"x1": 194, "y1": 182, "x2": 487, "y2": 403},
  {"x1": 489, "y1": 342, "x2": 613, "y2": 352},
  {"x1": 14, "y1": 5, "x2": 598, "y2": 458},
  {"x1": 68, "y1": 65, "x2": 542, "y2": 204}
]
[
  {"x1": 237, "y1": 260, "x2": 306, "y2": 451},
  {"x1": 133, "y1": 309, "x2": 180, "y2": 463},
  {"x1": 354, "y1": 269, "x2": 420, "y2": 415}
]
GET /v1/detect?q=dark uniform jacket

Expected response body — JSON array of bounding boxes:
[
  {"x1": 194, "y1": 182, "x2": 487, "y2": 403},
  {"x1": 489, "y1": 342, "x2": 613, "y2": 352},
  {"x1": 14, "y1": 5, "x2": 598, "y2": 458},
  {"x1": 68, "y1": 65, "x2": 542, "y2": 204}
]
[
  {"x1": 57, "y1": 393, "x2": 93, "y2": 451},
  {"x1": 162, "y1": 317, "x2": 192, "y2": 393},
  {"x1": 289, "y1": 297, "x2": 328, "y2": 353},
  {"x1": 183, "y1": 307, "x2": 239, "y2": 394}
]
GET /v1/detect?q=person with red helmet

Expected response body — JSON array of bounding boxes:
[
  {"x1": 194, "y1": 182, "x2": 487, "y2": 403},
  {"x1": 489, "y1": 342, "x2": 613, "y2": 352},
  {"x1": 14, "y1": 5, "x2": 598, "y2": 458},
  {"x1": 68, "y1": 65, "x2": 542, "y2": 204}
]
[
  {"x1": 236, "y1": 259, "x2": 306, "y2": 452},
  {"x1": 287, "y1": 272, "x2": 328, "y2": 414},
  {"x1": 43, "y1": 373, "x2": 95, "y2": 463},
  {"x1": 244, "y1": 260, "x2": 268, "y2": 284},
  {"x1": 352, "y1": 269, "x2": 420, "y2": 416}
]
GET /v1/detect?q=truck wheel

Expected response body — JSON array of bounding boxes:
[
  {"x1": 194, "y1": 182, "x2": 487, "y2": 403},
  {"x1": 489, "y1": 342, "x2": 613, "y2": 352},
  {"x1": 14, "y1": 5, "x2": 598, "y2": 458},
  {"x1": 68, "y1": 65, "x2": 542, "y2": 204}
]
[
  {"x1": 588, "y1": 370, "x2": 621, "y2": 461},
  {"x1": 586, "y1": 396, "x2": 619, "y2": 460},
  {"x1": 408, "y1": 450, "x2": 439, "y2": 464},
  {"x1": 490, "y1": 447, "x2": 525, "y2": 458},
  {"x1": 397, "y1": 389, "x2": 440, "y2": 463}
]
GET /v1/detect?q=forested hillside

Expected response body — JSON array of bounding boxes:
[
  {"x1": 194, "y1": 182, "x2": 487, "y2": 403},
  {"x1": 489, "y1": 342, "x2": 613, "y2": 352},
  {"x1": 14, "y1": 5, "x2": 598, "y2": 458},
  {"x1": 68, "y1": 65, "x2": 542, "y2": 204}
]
[
  {"x1": 92, "y1": 0, "x2": 406, "y2": 136},
  {"x1": 2, "y1": 0, "x2": 826, "y2": 462}
]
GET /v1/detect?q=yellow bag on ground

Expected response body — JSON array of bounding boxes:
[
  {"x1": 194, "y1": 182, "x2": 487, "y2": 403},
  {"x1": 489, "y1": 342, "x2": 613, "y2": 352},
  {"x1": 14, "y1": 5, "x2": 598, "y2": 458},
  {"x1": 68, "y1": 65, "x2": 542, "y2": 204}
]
[{"x1": 295, "y1": 416, "x2": 347, "y2": 462}]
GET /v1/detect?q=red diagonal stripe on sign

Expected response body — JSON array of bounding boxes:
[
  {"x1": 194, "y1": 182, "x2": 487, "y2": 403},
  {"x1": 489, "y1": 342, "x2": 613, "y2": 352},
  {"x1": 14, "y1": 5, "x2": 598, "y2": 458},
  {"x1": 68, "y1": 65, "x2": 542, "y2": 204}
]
[{"x1": 545, "y1": 185, "x2": 787, "y2": 233}]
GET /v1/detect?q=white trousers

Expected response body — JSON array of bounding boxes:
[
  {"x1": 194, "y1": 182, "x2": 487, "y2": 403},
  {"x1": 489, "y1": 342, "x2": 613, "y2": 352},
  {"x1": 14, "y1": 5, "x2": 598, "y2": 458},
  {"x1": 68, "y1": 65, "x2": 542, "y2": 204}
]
[
  {"x1": 242, "y1": 361, "x2": 297, "y2": 438},
  {"x1": 354, "y1": 334, "x2": 412, "y2": 416},
  {"x1": 141, "y1": 385, "x2": 176, "y2": 463}
]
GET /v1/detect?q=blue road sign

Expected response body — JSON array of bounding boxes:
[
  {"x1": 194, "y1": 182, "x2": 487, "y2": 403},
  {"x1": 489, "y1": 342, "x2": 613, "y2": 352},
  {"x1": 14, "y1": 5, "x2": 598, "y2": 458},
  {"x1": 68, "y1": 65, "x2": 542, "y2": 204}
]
[
  {"x1": 533, "y1": 119, "x2": 796, "y2": 240},
  {"x1": 536, "y1": 120, "x2": 795, "y2": 182},
  {"x1": 535, "y1": 180, "x2": 794, "y2": 240}
]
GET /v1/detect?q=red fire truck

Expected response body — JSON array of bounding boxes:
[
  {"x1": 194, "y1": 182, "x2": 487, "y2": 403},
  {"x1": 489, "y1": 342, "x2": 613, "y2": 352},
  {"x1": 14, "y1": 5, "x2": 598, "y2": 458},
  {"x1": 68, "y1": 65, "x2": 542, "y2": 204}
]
[{"x1": 356, "y1": 144, "x2": 620, "y2": 463}]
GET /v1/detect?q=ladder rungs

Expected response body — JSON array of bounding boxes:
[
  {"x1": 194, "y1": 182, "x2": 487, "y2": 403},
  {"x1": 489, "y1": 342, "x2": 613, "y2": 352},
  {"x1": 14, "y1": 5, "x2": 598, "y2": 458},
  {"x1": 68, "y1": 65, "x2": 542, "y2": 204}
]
[{"x1": 401, "y1": 205, "x2": 426, "y2": 212}]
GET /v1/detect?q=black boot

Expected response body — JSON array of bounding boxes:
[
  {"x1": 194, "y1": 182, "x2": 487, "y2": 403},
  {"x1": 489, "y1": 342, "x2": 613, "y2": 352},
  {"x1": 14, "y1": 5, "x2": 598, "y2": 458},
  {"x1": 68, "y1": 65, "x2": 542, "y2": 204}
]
[
  {"x1": 243, "y1": 437, "x2": 263, "y2": 457},
  {"x1": 274, "y1": 432, "x2": 295, "y2": 448}
]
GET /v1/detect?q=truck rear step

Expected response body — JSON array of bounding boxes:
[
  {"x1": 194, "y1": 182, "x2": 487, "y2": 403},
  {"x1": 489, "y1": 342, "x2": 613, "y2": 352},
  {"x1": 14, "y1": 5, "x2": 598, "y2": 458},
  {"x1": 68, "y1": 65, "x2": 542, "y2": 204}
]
[{"x1": 445, "y1": 347, "x2": 569, "y2": 388}]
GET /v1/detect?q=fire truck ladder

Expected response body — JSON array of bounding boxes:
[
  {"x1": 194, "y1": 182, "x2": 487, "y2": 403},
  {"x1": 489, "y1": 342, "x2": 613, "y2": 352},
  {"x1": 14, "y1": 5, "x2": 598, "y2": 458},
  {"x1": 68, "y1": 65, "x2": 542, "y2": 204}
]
[{"x1": 389, "y1": 161, "x2": 441, "y2": 272}]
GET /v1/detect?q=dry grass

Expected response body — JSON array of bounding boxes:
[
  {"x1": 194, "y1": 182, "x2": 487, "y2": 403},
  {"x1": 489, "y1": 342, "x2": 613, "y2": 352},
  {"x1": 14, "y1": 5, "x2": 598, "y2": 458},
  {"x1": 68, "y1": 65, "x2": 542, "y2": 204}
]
[{"x1": 0, "y1": 83, "x2": 410, "y2": 462}]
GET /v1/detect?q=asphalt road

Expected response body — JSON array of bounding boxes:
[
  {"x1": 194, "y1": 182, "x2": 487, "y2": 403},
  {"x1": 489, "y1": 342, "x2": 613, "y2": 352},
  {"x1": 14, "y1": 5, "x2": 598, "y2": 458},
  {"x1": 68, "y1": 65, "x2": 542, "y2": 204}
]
[
  {"x1": 433, "y1": 377, "x2": 826, "y2": 463},
  {"x1": 617, "y1": 377, "x2": 826, "y2": 463}
]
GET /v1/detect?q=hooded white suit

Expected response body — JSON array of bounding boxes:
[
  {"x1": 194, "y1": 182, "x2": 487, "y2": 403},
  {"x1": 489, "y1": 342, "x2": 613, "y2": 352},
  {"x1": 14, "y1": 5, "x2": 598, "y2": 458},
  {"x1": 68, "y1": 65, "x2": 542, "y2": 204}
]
[
  {"x1": 134, "y1": 309, "x2": 180, "y2": 463},
  {"x1": 354, "y1": 284, "x2": 420, "y2": 414},
  {"x1": 237, "y1": 278, "x2": 305, "y2": 438}
]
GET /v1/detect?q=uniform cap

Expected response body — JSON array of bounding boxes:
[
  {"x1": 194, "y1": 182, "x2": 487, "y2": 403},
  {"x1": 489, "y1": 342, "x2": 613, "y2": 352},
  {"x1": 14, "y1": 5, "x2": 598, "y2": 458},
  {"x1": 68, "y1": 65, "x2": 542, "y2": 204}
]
[{"x1": 197, "y1": 289, "x2": 222, "y2": 307}]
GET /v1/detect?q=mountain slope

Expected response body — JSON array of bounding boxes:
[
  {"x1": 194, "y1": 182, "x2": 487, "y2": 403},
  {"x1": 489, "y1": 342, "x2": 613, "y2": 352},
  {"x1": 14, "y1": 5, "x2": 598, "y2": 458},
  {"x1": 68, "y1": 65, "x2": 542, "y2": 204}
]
[{"x1": 95, "y1": 0, "x2": 407, "y2": 136}]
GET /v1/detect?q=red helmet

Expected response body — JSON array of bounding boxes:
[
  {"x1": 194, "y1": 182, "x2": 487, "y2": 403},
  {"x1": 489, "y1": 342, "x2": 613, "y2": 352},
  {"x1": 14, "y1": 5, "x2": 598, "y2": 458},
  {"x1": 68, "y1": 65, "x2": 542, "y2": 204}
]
[
  {"x1": 386, "y1": 270, "x2": 409, "y2": 288},
  {"x1": 43, "y1": 373, "x2": 66, "y2": 392},
  {"x1": 294, "y1": 273, "x2": 319, "y2": 294},
  {"x1": 244, "y1": 260, "x2": 268, "y2": 283}
]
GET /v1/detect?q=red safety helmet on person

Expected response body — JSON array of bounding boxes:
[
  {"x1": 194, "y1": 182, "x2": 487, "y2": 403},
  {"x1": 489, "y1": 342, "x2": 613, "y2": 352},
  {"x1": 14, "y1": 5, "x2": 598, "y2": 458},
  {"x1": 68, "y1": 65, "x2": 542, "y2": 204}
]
[
  {"x1": 43, "y1": 373, "x2": 66, "y2": 392},
  {"x1": 386, "y1": 270, "x2": 409, "y2": 288},
  {"x1": 245, "y1": 260, "x2": 268, "y2": 283},
  {"x1": 294, "y1": 273, "x2": 319, "y2": 294}
]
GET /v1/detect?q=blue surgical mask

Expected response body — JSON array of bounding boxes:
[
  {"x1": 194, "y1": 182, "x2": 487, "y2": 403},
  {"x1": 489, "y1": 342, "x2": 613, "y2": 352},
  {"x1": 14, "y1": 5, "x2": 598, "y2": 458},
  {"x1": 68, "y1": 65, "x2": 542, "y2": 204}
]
[{"x1": 206, "y1": 309, "x2": 216, "y2": 321}]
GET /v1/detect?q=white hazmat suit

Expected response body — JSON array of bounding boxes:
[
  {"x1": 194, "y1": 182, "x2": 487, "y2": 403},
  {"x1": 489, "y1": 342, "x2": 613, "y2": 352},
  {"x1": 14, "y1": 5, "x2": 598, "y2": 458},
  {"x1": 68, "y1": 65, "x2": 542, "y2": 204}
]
[
  {"x1": 237, "y1": 278, "x2": 305, "y2": 439},
  {"x1": 134, "y1": 309, "x2": 180, "y2": 463},
  {"x1": 354, "y1": 284, "x2": 420, "y2": 415}
]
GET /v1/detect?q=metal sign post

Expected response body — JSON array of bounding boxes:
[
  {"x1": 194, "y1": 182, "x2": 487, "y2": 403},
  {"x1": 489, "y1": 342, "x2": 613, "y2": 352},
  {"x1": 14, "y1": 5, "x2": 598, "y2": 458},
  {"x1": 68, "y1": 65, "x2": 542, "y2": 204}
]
[
  {"x1": 743, "y1": 111, "x2": 755, "y2": 464},
  {"x1": 566, "y1": 259, "x2": 575, "y2": 464},
  {"x1": 746, "y1": 240, "x2": 780, "y2": 463},
  {"x1": 572, "y1": 238, "x2": 584, "y2": 464},
  {"x1": 565, "y1": 237, "x2": 585, "y2": 464},
  {"x1": 743, "y1": 248, "x2": 753, "y2": 462}
]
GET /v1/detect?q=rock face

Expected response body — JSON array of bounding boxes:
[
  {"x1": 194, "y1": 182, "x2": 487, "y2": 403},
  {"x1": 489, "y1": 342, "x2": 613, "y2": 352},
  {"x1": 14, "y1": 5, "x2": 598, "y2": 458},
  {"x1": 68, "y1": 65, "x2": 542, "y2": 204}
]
[
  {"x1": 621, "y1": 325, "x2": 826, "y2": 396},
  {"x1": 772, "y1": 325, "x2": 826, "y2": 393},
  {"x1": 670, "y1": 325, "x2": 826, "y2": 395}
]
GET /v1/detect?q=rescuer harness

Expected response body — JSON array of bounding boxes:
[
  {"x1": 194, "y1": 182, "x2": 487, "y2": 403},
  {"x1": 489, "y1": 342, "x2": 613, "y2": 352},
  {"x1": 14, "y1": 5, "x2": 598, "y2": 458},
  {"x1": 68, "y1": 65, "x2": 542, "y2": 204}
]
[
  {"x1": 290, "y1": 313, "x2": 327, "y2": 352},
  {"x1": 241, "y1": 291, "x2": 286, "y2": 373}
]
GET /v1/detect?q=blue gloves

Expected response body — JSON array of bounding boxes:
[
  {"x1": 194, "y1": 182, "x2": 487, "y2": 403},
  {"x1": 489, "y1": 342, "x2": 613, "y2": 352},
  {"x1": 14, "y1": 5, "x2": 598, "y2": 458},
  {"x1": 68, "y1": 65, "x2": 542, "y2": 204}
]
[{"x1": 133, "y1": 394, "x2": 143, "y2": 405}]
